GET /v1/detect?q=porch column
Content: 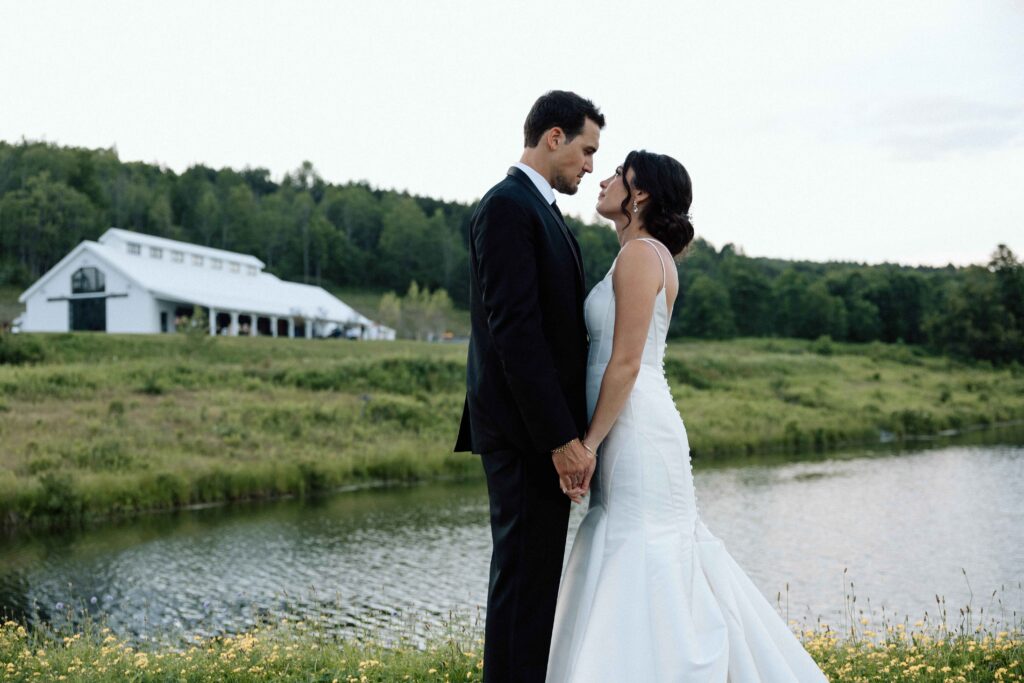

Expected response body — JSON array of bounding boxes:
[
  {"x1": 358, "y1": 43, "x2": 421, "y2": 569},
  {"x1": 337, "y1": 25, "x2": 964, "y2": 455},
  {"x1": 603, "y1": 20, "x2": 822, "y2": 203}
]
[
  {"x1": 229, "y1": 311, "x2": 239, "y2": 336},
  {"x1": 271, "y1": 316, "x2": 278, "y2": 338},
  {"x1": 287, "y1": 319, "x2": 295, "y2": 338},
  {"x1": 209, "y1": 308, "x2": 217, "y2": 336},
  {"x1": 304, "y1": 319, "x2": 312, "y2": 339}
]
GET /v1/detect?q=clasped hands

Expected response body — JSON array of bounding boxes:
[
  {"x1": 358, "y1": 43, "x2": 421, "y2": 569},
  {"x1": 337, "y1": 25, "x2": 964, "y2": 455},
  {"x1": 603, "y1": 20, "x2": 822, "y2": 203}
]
[{"x1": 552, "y1": 438, "x2": 596, "y2": 504}]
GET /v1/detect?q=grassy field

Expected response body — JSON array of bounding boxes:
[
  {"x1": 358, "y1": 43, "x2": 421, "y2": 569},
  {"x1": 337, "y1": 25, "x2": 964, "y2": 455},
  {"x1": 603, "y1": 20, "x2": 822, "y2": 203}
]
[
  {"x1": 1, "y1": 332, "x2": 1023, "y2": 529},
  {"x1": 1, "y1": 615, "x2": 1021, "y2": 682}
]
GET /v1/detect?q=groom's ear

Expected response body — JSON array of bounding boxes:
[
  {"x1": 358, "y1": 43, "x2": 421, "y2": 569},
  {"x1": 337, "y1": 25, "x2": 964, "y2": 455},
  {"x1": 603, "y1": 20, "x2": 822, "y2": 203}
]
[{"x1": 544, "y1": 127, "x2": 564, "y2": 151}]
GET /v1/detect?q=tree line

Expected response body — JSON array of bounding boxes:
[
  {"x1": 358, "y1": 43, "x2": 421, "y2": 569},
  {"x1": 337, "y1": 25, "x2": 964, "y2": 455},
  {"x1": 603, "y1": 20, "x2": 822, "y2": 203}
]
[{"x1": 0, "y1": 140, "x2": 1020, "y2": 364}]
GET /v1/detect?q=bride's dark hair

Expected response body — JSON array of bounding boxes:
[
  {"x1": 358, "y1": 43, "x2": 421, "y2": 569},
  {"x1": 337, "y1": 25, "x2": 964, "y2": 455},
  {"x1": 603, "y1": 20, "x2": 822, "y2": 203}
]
[{"x1": 619, "y1": 150, "x2": 694, "y2": 256}]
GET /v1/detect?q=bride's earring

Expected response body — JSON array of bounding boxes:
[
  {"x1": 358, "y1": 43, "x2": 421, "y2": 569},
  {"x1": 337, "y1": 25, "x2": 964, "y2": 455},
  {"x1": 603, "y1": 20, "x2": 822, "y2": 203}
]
[{"x1": 632, "y1": 201, "x2": 639, "y2": 214}]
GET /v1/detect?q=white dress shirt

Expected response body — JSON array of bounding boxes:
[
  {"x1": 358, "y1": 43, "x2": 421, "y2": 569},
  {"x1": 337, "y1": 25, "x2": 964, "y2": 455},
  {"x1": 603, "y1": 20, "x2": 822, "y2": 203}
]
[{"x1": 513, "y1": 162, "x2": 556, "y2": 205}]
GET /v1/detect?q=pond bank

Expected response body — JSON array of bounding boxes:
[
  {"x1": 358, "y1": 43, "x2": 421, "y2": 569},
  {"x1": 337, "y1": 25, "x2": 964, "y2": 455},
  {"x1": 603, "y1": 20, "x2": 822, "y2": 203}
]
[{"x1": 2, "y1": 333, "x2": 1023, "y2": 531}]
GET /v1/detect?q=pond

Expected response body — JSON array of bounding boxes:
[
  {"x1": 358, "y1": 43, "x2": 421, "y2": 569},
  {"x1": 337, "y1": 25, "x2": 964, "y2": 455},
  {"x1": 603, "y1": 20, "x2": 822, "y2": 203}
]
[{"x1": 1, "y1": 440, "x2": 1022, "y2": 643}]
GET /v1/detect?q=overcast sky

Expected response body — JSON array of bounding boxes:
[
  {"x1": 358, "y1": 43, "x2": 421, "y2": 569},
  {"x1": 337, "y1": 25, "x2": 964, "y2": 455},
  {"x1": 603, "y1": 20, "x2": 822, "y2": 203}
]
[{"x1": 1, "y1": 0, "x2": 1021, "y2": 266}]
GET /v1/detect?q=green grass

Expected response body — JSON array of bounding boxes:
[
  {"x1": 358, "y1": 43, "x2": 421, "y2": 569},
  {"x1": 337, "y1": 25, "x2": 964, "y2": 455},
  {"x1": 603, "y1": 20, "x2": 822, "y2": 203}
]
[
  {"x1": 663, "y1": 337, "x2": 1024, "y2": 459},
  {"x1": 1, "y1": 613, "x2": 1021, "y2": 682},
  {"x1": 1, "y1": 333, "x2": 1023, "y2": 529},
  {"x1": 0, "y1": 334, "x2": 472, "y2": 528}
]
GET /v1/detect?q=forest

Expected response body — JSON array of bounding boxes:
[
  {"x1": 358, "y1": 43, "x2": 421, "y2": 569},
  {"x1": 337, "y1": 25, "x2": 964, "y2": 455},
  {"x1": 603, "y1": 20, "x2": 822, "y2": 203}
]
[{"x1": 1, "y1": 140, "x2": 1020, "y2": 364}]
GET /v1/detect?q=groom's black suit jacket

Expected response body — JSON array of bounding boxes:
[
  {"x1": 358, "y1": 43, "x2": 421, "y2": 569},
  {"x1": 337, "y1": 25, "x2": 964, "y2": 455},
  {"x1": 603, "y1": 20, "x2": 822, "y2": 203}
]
[{"x1": 455, "y1": 167, "x2": 589, "y2": 456}]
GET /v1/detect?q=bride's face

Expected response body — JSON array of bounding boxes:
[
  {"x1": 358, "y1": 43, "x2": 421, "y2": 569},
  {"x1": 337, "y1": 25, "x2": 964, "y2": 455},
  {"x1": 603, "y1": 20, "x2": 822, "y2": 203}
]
[{"x1": 596, "y1": 166, "x2": 630, "y2": 221}]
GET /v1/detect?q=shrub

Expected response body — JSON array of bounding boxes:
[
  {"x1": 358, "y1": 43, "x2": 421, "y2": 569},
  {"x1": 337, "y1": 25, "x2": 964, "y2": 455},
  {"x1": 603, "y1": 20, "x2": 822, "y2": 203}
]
[
  {"x1": 0, "y1": 333, "x2": 46, "y2": 365},
  {"x1": 811, "y1": 335, "x2": 834, "y2": 356},
  {"x1": 35, "y1": 472, "x2": 82, "y2": 518}
]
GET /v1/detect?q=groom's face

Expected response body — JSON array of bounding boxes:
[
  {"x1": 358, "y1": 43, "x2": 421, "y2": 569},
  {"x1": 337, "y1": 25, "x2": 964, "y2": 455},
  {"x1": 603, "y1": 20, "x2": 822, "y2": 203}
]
[{"x1": 551, "y1": 117, "x2": 601, "y2": 195}]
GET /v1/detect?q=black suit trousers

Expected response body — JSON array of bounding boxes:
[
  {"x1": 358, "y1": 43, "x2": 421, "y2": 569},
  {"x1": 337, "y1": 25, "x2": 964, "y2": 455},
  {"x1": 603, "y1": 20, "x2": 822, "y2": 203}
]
[{"x1": 481, "y1": 449, "x2": 571, "y2": 683}]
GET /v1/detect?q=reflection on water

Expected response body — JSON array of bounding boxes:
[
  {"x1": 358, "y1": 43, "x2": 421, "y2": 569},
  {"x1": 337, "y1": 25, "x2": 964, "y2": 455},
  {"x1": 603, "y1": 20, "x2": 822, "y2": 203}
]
[
  {"x1": 1, "y1": 442, "x2": 1022, "y2": 642},
  {"x1": 0, "y1": 483, "x2": 492, "y2": 643}
]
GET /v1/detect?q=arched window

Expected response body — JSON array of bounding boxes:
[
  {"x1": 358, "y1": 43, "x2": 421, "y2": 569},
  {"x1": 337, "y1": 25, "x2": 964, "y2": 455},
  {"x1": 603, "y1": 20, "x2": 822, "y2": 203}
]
[{"x1": 71, "y1": 267, "x2": 105, "y2": 294}]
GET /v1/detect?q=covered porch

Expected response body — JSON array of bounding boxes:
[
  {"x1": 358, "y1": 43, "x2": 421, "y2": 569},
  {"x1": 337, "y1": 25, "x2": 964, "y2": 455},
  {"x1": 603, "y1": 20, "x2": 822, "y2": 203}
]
[{"x1": 207, "y1": 308, "x2": 317, "y2": 338}]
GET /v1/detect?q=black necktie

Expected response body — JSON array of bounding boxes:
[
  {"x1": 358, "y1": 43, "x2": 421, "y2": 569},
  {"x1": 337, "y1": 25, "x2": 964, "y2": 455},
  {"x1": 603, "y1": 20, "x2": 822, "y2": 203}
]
[{"x1": 551, "y1": 200, "x2": 564, "y2": 223}]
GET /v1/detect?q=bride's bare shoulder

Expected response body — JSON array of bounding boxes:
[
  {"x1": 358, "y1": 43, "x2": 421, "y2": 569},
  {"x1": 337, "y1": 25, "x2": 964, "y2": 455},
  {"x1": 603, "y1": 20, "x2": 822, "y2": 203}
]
[{"x1": 611, "y1": 240, "x2": 664, "y2": 292}]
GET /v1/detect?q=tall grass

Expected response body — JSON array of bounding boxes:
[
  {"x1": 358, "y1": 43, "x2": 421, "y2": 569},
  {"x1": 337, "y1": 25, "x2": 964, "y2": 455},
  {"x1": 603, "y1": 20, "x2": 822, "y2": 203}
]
[
  {"x1": 0, "y1": 609, "x2": 1021, "y2": 682},
  {"x1": 2, "y1": 333, "x2": 1023, "y2": 529}
]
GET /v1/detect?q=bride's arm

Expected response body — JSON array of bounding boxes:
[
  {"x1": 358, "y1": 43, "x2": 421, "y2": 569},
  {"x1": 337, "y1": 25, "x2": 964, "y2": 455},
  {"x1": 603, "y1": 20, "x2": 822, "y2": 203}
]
[{"x1": 582, "y1": 241, "x2": 664, "y2": 454}]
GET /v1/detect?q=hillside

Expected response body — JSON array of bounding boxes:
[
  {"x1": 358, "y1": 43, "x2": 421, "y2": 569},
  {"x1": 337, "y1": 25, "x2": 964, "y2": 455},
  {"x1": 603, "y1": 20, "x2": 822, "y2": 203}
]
[{"x1": 2, "y1": 333, "x2": 1022, "y2": 529}]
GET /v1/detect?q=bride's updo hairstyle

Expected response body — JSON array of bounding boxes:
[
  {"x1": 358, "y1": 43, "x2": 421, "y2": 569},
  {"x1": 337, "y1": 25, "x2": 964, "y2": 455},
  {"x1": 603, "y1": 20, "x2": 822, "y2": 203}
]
[{"x1": 619, "y1": 150, "x2": 694, "y2": 257}]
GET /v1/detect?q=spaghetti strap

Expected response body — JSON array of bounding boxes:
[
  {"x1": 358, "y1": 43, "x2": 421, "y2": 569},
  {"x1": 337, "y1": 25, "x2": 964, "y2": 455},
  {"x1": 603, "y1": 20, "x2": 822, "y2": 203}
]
[{"x1": 636, "y1": 238, "x2": 667, "y2": 292}]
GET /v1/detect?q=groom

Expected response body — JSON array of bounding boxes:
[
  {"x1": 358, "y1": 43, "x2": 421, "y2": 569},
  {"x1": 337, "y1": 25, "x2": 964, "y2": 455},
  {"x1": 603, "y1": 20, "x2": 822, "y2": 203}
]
[{"x1": 455, "y1": 91, "x2": 604, "y2": 682}]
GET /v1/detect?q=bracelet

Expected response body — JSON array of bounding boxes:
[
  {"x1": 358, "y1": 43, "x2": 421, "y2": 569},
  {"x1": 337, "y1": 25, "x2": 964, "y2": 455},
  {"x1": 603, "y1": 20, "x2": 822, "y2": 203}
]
[
  {"x1": 551, "y1": 438, "x2": 578, "y2": 454},
  {"x1": 581, "y1": 442, "x2": 596, "y2": 457}
]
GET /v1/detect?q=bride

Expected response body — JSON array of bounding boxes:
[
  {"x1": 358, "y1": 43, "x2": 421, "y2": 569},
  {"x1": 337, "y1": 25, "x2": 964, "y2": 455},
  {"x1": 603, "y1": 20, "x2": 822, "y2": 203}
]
[{"x1": 546, "y1": 151, "x2": 826, "y2": 682}]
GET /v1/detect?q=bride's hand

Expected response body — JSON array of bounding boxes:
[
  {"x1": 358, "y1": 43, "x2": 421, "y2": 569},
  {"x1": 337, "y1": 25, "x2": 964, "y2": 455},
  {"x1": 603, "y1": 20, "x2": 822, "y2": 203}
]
[
  {"x1": 563, "y1": 485, "x2": 586, "y2": 504},
  {"x1": 560, "y1": 439, "x2": 597, "y2": 503}
]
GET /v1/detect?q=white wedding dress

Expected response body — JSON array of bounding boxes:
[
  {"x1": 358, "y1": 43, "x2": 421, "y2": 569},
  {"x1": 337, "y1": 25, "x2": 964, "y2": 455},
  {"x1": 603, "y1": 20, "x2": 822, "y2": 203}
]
[{"x1": 546, "y1": 239, "x2": 826, "y2": 682}]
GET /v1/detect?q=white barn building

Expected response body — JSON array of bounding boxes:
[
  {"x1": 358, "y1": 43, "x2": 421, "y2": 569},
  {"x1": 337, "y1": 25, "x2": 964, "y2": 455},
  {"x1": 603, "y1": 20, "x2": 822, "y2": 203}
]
[{"x1": 17, "y1": 228, "x2": 395, "y2": 340}]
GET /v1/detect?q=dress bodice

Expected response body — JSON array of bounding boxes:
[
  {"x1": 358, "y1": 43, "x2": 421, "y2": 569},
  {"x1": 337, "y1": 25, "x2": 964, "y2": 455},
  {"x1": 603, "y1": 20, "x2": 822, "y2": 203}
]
[{"x1": 585, "y1": 238, "x2": 670, "y2": 371}]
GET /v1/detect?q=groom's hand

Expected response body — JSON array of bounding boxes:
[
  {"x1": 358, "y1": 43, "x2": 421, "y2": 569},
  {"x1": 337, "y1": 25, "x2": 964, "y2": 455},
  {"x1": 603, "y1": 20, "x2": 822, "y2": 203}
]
[{"x1": 552, "y1": 438, "x2": 594, "y2": 502}]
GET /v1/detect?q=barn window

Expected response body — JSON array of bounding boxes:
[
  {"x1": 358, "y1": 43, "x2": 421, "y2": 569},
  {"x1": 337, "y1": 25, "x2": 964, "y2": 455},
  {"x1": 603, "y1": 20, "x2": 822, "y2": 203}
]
[
  {"x1": 71, "y1": 267, "x2": 105, "y2": 294},
  {"x1": 171, "y1": 250, "x2": 184, "y2": 263},
  {"x1": 127, "y1": 242, "x2": 141, "y2": 255},
  {"x1": 229, "y1": 261, "x2": 240, "y2": 273},
  {"x1": 150, "y1": 247, "x2": 163, "y2": 259},
  {"x1": 192, "y1": 254, "x2": 204, "y2": 266},
  {"x1": 246, "y1": 266, "x2": 257, "y2": 276},
  {"x1": 211, "y1": 258, "x2": 223, "y2": 270}
]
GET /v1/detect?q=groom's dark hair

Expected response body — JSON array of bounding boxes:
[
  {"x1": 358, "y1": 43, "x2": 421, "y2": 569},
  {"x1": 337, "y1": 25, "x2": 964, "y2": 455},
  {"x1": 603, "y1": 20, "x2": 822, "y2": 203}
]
[{"x1": 523, "y1": 91, "x2": 605, "y2": 148}]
